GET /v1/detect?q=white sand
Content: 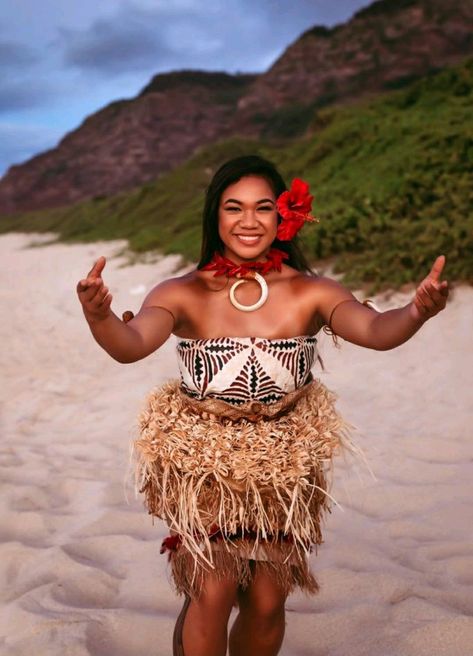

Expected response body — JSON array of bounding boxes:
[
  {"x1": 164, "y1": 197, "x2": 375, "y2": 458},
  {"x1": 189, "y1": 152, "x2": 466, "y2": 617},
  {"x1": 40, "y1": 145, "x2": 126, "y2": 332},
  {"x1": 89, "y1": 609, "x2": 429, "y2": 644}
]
[{"x1": 1, "y1": 232, "x2": 472, "y2": 656}]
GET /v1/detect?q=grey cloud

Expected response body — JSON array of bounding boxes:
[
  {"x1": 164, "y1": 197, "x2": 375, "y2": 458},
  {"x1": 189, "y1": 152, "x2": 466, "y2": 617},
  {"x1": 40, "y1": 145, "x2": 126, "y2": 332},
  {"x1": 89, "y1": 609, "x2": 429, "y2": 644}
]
[
  {"x1": 0, "y1": 82, "x2": 52, "y2": 112},
  {"x1": 0, "y1": 41, "x2": 35, "y2": 65},
  {"x1": 57, "y1": 0, "x2": 338, "y2": 78},
  {"x1": 0, "y1": 40, "x2": 38, "y2": 73},
  {"x1": 61, "y1": 18, "x2": 171, "y2": 74},
  {"x1": 0, "y1": 40, "x2": 46, "y2": 111}
]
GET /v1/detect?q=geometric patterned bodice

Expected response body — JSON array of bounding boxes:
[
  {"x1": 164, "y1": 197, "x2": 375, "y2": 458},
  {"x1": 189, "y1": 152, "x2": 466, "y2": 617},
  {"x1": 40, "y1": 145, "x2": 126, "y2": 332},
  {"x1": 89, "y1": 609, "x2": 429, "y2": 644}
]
[{"x1": 176, "y1": 335, "x2": 318, "y2": 406}]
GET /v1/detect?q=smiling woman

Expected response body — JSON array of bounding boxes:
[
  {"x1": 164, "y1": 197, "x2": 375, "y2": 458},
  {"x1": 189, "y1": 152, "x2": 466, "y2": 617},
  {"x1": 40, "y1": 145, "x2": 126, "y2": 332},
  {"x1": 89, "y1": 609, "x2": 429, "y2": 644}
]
[
  {"x1": 77, "y1": 154, "x2": 449, "y2": 656},
  {"x1": 198, "y1": 155, "x2": 315, "y2": 275},
  {"x1": 220, "y1": 181, "x2": 276, "y2": 252}
]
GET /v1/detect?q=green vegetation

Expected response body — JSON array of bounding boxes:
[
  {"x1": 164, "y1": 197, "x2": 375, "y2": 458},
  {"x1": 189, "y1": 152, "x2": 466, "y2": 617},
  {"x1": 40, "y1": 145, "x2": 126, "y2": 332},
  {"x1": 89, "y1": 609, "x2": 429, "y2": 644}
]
[{"x1": 2, "y1": 58, "x2": 472, "y2": 292}]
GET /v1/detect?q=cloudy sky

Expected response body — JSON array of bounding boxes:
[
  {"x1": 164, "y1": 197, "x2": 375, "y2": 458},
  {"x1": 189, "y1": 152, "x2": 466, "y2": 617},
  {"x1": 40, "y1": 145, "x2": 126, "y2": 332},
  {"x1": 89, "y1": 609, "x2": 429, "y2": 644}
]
[{"x1": 1, "y1": 0, "x2": 372, "y2": 176}]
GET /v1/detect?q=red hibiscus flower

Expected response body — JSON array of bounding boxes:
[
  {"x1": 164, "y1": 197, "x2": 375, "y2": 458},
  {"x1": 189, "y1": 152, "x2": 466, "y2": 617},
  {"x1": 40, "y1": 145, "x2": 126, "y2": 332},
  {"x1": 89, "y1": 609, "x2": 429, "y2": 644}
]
[{"x1": 276, "y1": 178, "x2": 318, "y2": 241}]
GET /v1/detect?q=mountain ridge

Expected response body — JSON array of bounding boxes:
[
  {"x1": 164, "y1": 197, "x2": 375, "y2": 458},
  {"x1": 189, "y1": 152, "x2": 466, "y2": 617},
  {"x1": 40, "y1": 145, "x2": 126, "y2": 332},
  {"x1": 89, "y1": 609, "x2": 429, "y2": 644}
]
[{"x1": 1, "y1": 0, "x2": 472, "y2": 215}]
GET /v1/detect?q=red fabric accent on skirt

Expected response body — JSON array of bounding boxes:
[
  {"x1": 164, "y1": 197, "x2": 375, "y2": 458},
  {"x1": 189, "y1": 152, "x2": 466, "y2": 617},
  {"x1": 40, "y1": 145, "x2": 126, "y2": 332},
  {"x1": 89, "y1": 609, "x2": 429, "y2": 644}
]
[{"x1": 159, "y1": 524, "x2": 305, "y2": 561}]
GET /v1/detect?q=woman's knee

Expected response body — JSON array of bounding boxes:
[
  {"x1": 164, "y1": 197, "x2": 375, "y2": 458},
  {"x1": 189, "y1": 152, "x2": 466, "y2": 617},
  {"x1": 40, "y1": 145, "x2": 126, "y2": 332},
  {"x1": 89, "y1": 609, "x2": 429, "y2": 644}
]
[
  {"x1": 238, "y1": 566, "x2": 287, "y2": 622},
  {"x1": 251, "y1": 594, "x2": 285, "y2": 624},
  {"x1": 195, "y1": 569, "x2": 239, "y2": 614}
]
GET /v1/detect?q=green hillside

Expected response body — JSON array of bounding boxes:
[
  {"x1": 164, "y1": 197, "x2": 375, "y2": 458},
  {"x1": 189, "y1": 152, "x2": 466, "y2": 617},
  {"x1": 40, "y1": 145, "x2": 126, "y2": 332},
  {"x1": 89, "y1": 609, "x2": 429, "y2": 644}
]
[{"x1": 2, "y1": 58, "x2": 472, "y2": 292}]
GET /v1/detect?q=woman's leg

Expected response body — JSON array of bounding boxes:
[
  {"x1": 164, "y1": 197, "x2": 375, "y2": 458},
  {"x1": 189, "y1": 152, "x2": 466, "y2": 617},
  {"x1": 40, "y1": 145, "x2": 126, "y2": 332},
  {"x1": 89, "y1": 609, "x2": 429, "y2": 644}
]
[
  {"x1": 228, "y1": 561, "x2": 287, "y2": 656},
  {"x1": 179, "y1": 569, "x2": 239, "y2": 656}
]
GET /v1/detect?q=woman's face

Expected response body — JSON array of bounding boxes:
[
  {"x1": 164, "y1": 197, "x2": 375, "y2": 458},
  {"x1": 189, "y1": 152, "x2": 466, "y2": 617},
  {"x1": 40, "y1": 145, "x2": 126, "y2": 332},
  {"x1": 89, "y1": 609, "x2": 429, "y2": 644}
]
[{"x1": 218, "y1": 175, "x2": 278, "y2": 262}]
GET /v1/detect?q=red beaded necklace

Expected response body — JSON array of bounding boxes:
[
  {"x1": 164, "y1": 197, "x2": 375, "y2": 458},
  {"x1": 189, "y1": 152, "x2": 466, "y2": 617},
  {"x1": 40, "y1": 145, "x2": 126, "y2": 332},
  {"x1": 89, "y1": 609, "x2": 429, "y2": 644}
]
[{"x1": 201, "y1": 247, "x2": 289, "y2": 278}]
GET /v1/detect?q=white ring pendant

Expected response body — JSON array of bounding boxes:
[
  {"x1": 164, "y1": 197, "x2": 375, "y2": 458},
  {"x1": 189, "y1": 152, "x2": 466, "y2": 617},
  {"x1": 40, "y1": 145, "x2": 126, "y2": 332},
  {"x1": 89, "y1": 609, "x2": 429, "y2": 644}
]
[{"x1": 229, "y1": 272, "x2": 268, "y2": 312}]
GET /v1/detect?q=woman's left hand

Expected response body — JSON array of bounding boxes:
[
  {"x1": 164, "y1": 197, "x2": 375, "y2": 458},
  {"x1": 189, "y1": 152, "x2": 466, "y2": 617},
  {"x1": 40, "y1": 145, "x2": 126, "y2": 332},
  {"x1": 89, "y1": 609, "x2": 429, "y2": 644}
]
[{"x1": 409, "y1": 255, "x2": 449, "y2": 323}]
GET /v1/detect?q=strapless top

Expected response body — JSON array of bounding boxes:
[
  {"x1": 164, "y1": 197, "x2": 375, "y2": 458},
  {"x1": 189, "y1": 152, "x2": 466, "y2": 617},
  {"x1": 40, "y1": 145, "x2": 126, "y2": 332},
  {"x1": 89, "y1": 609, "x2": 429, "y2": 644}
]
[{"x1": 175, "y1": 335, "x2": 318, "y2": 406}]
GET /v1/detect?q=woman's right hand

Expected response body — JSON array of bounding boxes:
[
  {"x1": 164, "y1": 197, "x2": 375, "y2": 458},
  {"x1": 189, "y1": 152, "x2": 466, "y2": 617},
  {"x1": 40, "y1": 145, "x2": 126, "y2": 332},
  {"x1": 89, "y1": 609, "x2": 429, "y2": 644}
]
[{"x1": 76, "y1": 256, "x2": 113, "y2": 323}]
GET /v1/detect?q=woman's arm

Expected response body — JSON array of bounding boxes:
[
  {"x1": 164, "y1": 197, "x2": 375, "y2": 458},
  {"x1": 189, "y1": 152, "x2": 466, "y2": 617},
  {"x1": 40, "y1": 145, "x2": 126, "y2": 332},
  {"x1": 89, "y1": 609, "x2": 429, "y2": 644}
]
[
  {"x1": 316, "y1": 256, "x2": 449, "y2": 351},
  {"x1": 77, "y1": 256, "x2": 178, "y2": 363}
]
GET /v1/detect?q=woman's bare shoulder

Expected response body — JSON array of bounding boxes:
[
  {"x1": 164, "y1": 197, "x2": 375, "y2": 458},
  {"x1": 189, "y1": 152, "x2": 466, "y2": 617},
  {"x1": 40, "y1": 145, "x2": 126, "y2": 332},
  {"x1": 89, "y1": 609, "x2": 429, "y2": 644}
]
[
  {"x1": 289, "y1": 270, "x2": 347, "y2": 292},
  {"x1": 291, "y1": 272, "x2": 356, "y2": 311},
  {"x1": 143, "y1": 270, "x2": 199, "y2": 305}
]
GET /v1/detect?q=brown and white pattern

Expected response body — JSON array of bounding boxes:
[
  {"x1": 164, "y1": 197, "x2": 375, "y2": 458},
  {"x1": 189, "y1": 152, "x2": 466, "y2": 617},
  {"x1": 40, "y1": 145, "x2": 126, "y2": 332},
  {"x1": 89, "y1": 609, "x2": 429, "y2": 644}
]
[{"x1": 176, "y1": 335, "x2": 318, "y2": 405}]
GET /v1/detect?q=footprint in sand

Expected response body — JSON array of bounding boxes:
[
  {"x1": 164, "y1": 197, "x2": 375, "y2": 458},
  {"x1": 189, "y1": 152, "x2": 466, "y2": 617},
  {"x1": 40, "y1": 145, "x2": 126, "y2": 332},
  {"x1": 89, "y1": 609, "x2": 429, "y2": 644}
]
[{"x1": 49, "y1": 568, "x2": 120, "y2": 609}]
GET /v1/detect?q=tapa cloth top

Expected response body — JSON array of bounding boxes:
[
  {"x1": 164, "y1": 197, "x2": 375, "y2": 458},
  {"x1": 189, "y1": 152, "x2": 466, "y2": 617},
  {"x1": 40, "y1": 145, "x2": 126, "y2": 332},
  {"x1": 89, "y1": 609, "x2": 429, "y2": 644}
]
[{"x1": 175, "y1": 335, "x2": 318, "y2": 406}]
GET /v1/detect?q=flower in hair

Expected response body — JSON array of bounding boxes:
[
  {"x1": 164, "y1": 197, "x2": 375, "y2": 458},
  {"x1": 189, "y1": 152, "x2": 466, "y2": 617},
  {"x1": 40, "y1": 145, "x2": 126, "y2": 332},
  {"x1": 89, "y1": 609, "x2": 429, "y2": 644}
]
[{"x1": 276, "y1": 178, "x2": 318, "y2": 241}]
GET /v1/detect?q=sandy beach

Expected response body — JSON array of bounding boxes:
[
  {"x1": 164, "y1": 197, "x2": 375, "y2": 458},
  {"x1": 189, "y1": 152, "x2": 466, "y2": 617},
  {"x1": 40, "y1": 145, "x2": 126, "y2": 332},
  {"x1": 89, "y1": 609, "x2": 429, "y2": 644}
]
[{"x1": 1, "y1": 231, "x2": 472, "y2": 656}]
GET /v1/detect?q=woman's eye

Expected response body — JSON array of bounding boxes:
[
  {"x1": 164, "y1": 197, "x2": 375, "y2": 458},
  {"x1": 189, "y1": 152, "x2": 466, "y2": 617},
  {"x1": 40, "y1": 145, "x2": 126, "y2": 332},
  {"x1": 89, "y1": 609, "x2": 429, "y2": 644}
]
[
  {"x1": 258, "y1": 206, "x2": 273, "y2": 211},
  {"x1": 227, "y1": 207, "x2": 240, "y2": 212}
]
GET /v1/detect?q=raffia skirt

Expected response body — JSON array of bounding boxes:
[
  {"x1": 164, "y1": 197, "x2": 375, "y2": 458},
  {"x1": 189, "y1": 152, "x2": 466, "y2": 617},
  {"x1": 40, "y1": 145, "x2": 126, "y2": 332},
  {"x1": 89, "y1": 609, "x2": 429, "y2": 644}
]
[{"x1": 131, "y1": 377, "x2": 361, "y2": 603}]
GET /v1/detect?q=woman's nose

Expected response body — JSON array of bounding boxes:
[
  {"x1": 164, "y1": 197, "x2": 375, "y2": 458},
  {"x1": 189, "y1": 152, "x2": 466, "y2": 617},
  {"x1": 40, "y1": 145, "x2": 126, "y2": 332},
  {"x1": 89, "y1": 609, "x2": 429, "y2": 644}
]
[{"x1": 239, "y1": 209, "x2": 259, "y2": 226}]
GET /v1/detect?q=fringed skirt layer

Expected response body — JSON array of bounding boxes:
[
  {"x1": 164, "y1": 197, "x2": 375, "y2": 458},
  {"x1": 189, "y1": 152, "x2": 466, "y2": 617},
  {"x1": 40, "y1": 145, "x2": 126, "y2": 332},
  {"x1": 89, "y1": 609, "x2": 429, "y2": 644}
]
[{"x1": 132, "y1": 378, "x2": 358, "y2": 601}]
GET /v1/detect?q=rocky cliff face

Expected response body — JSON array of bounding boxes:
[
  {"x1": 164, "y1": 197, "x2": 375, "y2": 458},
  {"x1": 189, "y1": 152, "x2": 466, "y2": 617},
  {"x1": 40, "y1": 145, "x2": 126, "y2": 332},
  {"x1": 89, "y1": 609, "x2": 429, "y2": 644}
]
[
  {"x1": 1, "y1": 0, "x2": 472, "y2": 214},
  {"x1": 234, "y1": 0, "x2": 473, "y2": 135}
]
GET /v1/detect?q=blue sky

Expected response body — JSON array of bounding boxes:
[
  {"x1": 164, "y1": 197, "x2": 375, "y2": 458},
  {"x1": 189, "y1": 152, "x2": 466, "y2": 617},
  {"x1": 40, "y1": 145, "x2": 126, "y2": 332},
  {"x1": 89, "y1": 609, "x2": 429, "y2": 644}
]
[{"x1": 0, "y1": 0, "x2": 372, "y2": 176}]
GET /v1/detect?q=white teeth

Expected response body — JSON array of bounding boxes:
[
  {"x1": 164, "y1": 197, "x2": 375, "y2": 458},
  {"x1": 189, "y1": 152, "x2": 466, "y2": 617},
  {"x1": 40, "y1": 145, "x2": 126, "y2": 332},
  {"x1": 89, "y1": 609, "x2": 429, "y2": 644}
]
[{"x1": 236, "y1": 235, "x2": 261, "y2": 243}]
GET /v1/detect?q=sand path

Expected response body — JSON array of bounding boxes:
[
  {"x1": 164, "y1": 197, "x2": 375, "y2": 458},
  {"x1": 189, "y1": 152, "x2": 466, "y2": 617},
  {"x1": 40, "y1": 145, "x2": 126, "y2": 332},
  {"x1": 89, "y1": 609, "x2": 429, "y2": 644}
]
[{"x1": 1, "y1": 232, "x2": 472, "y2": 655}]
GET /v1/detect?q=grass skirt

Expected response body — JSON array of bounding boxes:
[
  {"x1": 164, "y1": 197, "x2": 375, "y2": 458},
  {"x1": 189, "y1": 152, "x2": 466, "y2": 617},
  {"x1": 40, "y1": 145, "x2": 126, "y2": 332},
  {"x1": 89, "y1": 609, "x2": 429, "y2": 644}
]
[{"x1": 132, "y1": 378, "x2": 360, "y2": 601}]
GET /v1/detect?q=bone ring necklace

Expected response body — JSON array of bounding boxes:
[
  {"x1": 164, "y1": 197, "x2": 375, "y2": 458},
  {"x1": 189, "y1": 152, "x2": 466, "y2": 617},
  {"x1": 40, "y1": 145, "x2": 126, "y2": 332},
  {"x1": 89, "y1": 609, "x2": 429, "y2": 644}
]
[
  {"x1": 200, "y1": 248, "x2": 288, "y2": 313},
  {"x1": 229, "y1": 271, "x2": 268, "y2": 312}
]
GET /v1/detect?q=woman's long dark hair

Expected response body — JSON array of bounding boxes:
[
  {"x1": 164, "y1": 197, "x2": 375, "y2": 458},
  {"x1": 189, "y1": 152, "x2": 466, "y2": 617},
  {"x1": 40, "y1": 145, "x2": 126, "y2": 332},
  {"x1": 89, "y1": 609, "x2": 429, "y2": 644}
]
[{"x1": 197, "y1": 155, "x2": 316, "y2": 276}]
